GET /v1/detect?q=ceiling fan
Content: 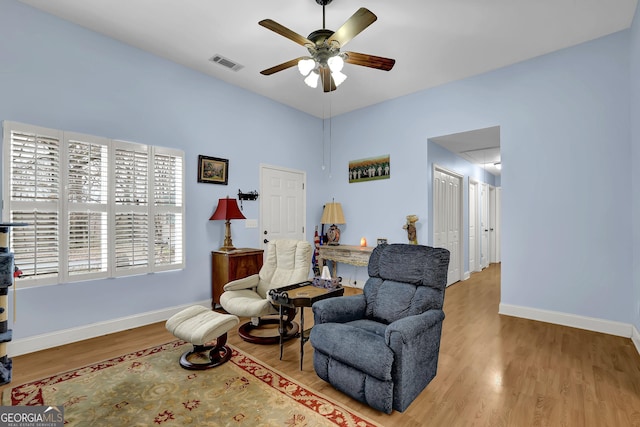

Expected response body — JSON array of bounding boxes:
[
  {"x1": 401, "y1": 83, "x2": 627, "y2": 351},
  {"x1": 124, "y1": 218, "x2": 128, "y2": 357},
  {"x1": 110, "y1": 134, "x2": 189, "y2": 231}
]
[{"x1": 259, "y1": 0, "x2": 396, "y2": 92}]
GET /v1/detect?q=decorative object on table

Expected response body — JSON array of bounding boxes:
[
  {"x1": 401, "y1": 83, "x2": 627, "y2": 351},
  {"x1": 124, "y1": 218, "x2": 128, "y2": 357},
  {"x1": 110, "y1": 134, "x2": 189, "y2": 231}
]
[
  {"x1": 403, "y1": 214, "x2": 419, "y2": 244},
  {"x1": 197, "y1": 155, "x2": 228, "y2": 185},
  {"x1": 210, "y1": 197, "x2": 245, "y2": 251},
  {"x1": 321, "y1": 201, "x2": 345, "y2": 245},
  {"x1": 360, "y1": 237, "x2": 367, "y2": 247},
  {"x1": 312, "y1": 226, "x2": 321, "y2": 276},
  {"x1": 220, "y1": 240, "x2": 312, "y2": 345},
  {"x1": 310, "y1": 244, "x2": 451, "y2": 414},
  {"x1": 312, "y1": 276, "x2": 341, "y2": 290},
  {"x1": 0, "y1": 222, "x2": 27, "y2": 385},
  {"x1": 377, "y1": 238, "x2": 388, "y2": 246},
  {"x1": 312, "y1": 265, "x2": 341, "y2": 289},
  {"x1": 237, "y1": 189, "x2": 259, "y2": 210},
  {"x1": 348, "y1": 154, "x2": 390, "y2": 183}
]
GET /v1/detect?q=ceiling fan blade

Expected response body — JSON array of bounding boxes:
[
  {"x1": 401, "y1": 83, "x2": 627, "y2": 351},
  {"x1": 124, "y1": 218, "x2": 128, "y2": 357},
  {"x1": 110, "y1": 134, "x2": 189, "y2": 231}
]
[
  {"x1": 260, "y1": 58, "x2": 305, "y2": 76},
  {"x1": 326, "y1": 8, "x2": 377, "y2": 48},
  {"x1": 320, "y1": 67, "x2": 337, "y2": 93},
  {"x1": 259, "y1": 19, "x2": 313, "y2": 47},
  {"x1": 344, "y1": 51, "x2": 396, "y2": 71}
]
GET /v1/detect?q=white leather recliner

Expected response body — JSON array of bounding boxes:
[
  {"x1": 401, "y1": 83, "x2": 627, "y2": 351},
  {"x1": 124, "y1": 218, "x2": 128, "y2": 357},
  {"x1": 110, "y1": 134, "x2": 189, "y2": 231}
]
[{"x1": 220, "y1": 239, "x2": 312, "y2": 344}]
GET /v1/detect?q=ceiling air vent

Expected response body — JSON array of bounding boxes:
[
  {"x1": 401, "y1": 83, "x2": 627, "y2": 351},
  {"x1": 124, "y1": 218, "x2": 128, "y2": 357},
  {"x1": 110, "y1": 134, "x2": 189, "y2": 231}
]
[{"x1": 209, "y1": 54, "x2": 244, "y2": 72}]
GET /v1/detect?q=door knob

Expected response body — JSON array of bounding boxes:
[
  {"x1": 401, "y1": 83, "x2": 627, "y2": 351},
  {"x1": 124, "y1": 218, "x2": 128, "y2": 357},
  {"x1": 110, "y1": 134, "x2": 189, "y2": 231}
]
[{"x1": 264, "y1": 239, "x2": 269, "y2": 244}]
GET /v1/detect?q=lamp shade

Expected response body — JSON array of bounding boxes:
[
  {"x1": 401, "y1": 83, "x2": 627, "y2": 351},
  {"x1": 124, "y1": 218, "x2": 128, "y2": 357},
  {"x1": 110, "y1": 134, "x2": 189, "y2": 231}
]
[
  {"x1": 210, "y1": 197, "x2": 246, "y2": 221},
  {"x1": 321, "y1": 202, "x2": 345, "y2": 225},
  {"x1": 210, "y1": 197, "x2": 245, "y2": 251}
]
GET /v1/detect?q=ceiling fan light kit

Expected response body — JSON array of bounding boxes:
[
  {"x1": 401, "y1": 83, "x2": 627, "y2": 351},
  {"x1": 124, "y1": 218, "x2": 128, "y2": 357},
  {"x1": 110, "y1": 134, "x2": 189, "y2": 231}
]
[
  {"x1": 259, "y1": 0, "x2": 395, "y2": 92},
  {"x1": 304, "y1": 70, "x2": 320, "y2": 88}
]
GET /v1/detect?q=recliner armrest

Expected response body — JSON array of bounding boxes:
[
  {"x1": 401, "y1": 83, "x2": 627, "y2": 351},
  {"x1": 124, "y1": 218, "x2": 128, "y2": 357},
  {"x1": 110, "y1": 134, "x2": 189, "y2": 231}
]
[
  {"x1": 223, "y1": 274, "x2": 260, "y2": 291},
  {"x1": 312, "y1": 294, "x2": 367, "y2": 324},
  {"x1": 385, "y1": 309, "x2": 445, "y2": 345}
]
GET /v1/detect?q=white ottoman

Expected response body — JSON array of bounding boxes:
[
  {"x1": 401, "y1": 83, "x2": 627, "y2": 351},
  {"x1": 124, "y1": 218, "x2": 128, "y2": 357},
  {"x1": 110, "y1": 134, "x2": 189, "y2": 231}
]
[{"x1": 166, "y1": 306, "x2": 239, "y2": 370}]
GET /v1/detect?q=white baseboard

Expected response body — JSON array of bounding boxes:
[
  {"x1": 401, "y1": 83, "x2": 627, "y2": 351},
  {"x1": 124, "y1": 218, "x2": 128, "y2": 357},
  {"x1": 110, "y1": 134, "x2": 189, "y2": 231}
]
[
  {"x1": 632, "y1": 325, "x2": 640, "y2": 355},
  {"x1": 8, "y1": 299, "x2": 211, "y2": 357},
  {"x1": 499, "y1": 303, "x2": 633, "y2": 338}
]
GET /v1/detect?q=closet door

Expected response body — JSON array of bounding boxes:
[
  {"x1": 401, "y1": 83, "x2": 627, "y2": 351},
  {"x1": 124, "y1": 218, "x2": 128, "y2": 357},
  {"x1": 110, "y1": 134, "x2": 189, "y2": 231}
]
[{"x1": 433, "y1": 166, "x2": 462, "y2": 286}]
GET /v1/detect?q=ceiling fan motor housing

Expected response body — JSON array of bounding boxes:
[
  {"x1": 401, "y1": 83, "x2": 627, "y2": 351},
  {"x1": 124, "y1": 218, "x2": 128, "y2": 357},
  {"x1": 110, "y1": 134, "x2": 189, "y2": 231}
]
[{"x1": 307, "y1": 29, "x2": 339, "y2": 66}]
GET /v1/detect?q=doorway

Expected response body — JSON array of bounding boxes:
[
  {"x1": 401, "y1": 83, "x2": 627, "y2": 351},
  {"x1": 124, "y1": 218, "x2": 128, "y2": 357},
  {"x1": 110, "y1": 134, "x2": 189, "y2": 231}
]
[{"x1": 429, "y1": 125, "x2": 501, "y2": 281}]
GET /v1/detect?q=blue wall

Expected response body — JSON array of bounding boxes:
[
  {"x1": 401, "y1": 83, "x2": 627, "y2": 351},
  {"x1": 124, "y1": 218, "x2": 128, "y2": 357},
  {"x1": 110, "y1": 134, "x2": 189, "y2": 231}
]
[
  {"x1": 1, "y1": 0, "x2": 637, "y2": 345},
  {"x1": 326, "y1": 31, "x2": 633, "y2": 323},
  {"x1": 0, "y1": 0, "x2": 322, "y2": 339},
  {"x1": 631, "y1": 4, "x2": 640, "y2": 334}
]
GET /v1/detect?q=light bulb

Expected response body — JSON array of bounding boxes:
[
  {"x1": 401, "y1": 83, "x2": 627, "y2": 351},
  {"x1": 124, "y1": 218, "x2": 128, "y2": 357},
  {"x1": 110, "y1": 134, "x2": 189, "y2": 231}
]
[
  {"x1": 304, "y1": 70, "x2": 319, "y2": 88},
  {"x1": 327, "y1": 55, "x2": 344, "y2": 72},
  {"x1": 331, "y1": 70, "x2": 347, "y2": 87},
  {"x1": 298, "y1": 58, "x2": 316, "y2": 76}
]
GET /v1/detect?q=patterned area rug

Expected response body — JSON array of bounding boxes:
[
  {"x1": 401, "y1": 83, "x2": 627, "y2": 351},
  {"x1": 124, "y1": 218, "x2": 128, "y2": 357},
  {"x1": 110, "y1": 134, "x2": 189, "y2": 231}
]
[{"x1": 3, "y1": 341, "x2": 379, "y2": 426}]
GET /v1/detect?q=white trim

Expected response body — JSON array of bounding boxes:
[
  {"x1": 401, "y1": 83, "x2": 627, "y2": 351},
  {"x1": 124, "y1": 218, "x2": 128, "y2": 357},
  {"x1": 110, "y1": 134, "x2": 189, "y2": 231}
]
[
  {"x1": 632, "y1": 325, "x2": 640, "y2": 356},
  {"x1": 499, "y1": 303, "x2": 633, "y2": 338},
  {"x1": 8, "y1": 299, "x2": 211, "y2": 357}
]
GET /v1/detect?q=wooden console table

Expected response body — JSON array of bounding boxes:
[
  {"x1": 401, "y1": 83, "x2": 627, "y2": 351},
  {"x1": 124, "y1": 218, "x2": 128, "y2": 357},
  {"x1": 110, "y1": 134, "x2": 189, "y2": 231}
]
[{"x1": 317, "y1": 245, "x2": 374, "y2": 278}]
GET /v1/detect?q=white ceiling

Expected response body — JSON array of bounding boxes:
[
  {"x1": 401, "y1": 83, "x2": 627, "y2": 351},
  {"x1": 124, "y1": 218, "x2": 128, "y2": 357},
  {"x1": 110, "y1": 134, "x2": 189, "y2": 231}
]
[{"x1": 18, "y1": 0, "x2": 638, "y2": 169}]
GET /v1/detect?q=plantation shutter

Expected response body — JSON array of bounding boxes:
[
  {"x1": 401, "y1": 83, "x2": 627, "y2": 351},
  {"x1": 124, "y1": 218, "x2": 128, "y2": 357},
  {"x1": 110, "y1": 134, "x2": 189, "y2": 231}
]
[
  {"x1": 152, "y1": 148, "x2": 184, "y2": 270},
  {"x1": 3, "y1": 121, "x2": 185, "y2": 287},
  {"x1": 3, "y1": 123, "x2": 61, "y2": 284},
  {"x1": 65, "y1": 133, "x2": 109, "y2": 279},
  {"x1": 113, "y1": 141, "x2": 149, "y2": 274}
]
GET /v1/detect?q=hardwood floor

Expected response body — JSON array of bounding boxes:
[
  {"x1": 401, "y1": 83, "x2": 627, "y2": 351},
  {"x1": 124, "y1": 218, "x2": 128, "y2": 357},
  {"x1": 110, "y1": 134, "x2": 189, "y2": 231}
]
[{"x1": 3, "y1": 264, "x2": 640, "y2": 426}]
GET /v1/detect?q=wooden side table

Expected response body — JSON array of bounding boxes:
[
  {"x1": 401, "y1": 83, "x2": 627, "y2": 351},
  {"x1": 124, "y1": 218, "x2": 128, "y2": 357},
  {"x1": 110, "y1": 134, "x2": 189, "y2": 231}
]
[
  {"x1": 269, "y1": 282, "x2": 345, "y2": 370},
  {"x1": 211, "y1": 248, "x2": 264, "y2": 308}
]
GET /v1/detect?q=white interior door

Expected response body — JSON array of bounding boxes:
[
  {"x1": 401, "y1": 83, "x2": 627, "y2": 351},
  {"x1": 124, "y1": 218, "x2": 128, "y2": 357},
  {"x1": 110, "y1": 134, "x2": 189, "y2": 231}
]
[
  {"x1": 433, "y1": 166, "x2": 462, "y2": 286},
  {"x1": 260, "y1": 165, "x2": 306, "y2": 248},
  {"x1": 469, "y1": 179, "x2": 479, "y2": 273},
  {"x1": 489, "y1": 186, "x2": 497, "y2": 263},
  {"x1": 480, "y1": 183, "x2": 489, "y2": 269},
  {"x1": 495, "y1": 187, "x2": 502, "y2": 263}
]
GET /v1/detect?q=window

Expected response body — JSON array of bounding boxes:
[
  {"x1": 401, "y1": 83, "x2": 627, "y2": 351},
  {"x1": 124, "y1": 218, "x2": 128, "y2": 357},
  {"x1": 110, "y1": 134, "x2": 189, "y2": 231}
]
[{"x1": 2, "y1": 121, "x2": 185, "y2": 287}]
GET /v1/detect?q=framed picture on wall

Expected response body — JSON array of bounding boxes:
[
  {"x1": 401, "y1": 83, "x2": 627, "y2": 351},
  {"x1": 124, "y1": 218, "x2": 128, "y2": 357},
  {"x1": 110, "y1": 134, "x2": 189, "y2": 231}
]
[
  {"x1": 349, "y1": 154, "x2": 390, "y2": 183},
  {"x1": 197, "y1": 155, "x2": 228, "y2": 185}
]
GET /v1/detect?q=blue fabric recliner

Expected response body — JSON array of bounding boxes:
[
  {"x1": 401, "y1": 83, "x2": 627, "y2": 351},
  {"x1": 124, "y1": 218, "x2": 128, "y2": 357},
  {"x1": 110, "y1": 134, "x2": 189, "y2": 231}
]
[{"x1": 310, "y1": 243, "x2": 450, "y2": 414}]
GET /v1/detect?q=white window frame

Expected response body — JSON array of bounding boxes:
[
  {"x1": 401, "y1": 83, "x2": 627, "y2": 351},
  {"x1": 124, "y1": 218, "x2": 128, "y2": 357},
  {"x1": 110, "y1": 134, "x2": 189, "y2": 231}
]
[{"x1": 2, "y1": 121, "x2": 185, "y2": 288}]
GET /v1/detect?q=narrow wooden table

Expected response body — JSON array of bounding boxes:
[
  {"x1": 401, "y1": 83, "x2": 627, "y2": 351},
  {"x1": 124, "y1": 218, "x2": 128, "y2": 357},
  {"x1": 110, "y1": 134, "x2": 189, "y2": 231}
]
[
  {"x1": 317, "y1": 245, "x2": 374, "y2": 278},
  {"x1": 269, "y1": 282, "x2": 344, "y2": 370}
]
